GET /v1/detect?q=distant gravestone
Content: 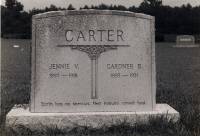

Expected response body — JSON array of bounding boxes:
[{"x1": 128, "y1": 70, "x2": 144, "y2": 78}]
[
  {"x1": 6, "y1": 10, "x2": 179, "y2": 129},
  {"x1": 175, "y1": 35, "x2": 199, "y2": 47}
]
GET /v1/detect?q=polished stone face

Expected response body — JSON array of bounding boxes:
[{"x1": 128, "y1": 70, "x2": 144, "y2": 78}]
[{"x1": 31, "y1": 10, "x2": 156, "y2": 113}]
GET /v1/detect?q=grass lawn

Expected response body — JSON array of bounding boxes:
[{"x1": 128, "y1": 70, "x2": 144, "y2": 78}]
[{"x1": 1, "y1": 39, "x2": 200, "y2": 136}]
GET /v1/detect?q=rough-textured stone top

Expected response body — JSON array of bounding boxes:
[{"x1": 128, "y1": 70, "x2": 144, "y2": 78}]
[{"x1": 33, "y1": 10, "x2": 154, "y2": 20}]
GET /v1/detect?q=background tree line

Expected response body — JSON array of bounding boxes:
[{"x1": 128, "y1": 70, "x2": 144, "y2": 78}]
[{"x1": 1, "y1": 0, "x2": 200, "y2": 41}]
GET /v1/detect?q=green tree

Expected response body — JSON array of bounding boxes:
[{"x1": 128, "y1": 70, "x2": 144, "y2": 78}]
[
  {"x1": 2, "y1": 0, "x2": 30, "y2": 38},
  {"x1": 2, "y1": 1, "x2": 200, "y2": 40},
  {"x1": 15, "y1": 1, "x2": 23, "y2": 11},
  {"x1": 46, "y1": 4, "x2": 58, "y2": 11},
  {"x1": 98, "y1": 4, "x2": 109, "y2": 10},
  {"x1": 5, "y1": 0, "x2": 24, "y2": 11},
  {"x1": 67, "y1": 4, "x2": 75, "y2": 10},
  {"x1": 81, "y1": 5, "x2": 89, "y2": 9},
  {"x1": 140, "y1": 0, "x2": 162, "y2": 8},
  {"x1": 5, "y1": 0, "x2": 15, "y2": 9}
]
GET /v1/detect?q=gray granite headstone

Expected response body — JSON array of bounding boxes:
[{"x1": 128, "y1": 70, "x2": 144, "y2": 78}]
[
  {"x1": 175, "y1": 35, "x2": 199, "y2": 47},
  {"x1": 177, "y1": 35, "x2": 195, "y2": 44},
  {"x1": 31, "y1": 10, "x2": 156, "y2": 113},
  {"x1": 6, "y1": 10, "x2": 179, "y2": 129}
]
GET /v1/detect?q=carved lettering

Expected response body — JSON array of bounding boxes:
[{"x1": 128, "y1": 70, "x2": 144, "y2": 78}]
[
  {"x1": 89, "y1": 30, "x2": 96, "y2": 41},
  {"x1": 65, "y1": 30, "x2": 73, "y2": 42},
  {"x1": 65, "y1": 29, "x2": 125, "y2": 42},
  {"x1": 117, "y1": 30, "x2": 124, "y2": 41},
  {"x1": 107, "y1": 64, "x2": 134, "y2": 69},
  {"x1": 49, "y1": 64, "x2": 70, "y2": 70},
  {"x1": 77, "y1": 31, "x2": 86, "y2": 41}
]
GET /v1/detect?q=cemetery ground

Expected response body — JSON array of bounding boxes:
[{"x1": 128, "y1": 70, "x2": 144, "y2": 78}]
[{"x1": 1, "y1": 39, "x2": 200, "y2": 136}]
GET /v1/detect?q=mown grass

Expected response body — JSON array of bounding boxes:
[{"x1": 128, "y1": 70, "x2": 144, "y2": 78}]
[
  {"x1": 1, "y1": 40, "x2": 200, "y2": 136},
  {"x1": 156, "y1": 43, "x2": 200, "y2": 136},
  {"x1": 4, "y1": 117, "x2": 194, "y2": 136}
]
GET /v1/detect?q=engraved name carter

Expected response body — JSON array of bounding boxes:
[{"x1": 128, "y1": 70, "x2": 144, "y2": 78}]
[{"x1": 65, "y1": 29, "x2": 125, "y2": 42}]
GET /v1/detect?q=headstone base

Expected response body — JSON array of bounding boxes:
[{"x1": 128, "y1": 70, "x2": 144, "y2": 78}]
[
  {"x1": 173, "y1": 44, "x2": 200, "y2": 48},
  {"x1": 6, "y1": 104, "x2": 179, "y2": 130}
]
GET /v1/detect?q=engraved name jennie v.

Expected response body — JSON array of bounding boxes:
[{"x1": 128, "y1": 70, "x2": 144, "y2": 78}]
[
  {"x1": 65, "y1": 29, "x2": 124, "y2": 42},
  {"x1": 57, "y1": 29, "x2": 129, "y2": 99}
]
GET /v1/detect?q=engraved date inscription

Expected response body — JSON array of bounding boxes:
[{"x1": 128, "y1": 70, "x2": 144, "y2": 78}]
[
  {"x1": 49, "y1": 73, "x2": 78, "y2": 78},
  {"x1": 110, "y1": 72, "x2": 139, "y2": 78}
]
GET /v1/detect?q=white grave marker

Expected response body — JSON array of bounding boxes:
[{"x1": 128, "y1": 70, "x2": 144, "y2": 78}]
[{"x1": 31, "y1": 10, "x2": 156, "y2": 112}]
